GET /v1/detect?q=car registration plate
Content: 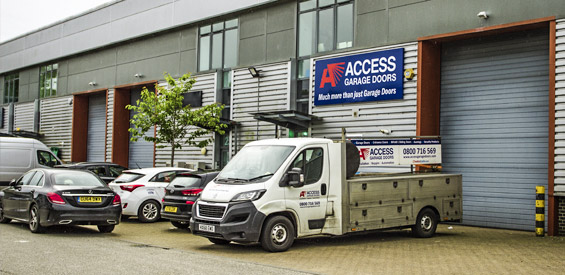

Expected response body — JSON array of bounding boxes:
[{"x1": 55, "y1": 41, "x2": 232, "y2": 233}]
[
  {"x1": 198, "y1": 224, "x2": 215, "y2": 233},
  {"x1": 164, "y1": 206, "x2": 178, "y2": 213},
  {"x1": 78, "y1": 196, "x2": 102, "y2": 203}
]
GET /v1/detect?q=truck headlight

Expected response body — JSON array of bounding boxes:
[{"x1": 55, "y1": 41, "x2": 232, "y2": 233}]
[{"x1": 231, "y1": 190, "x2": 266, "y2": 202}]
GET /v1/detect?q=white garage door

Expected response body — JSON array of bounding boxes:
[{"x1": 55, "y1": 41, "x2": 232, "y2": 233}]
[
  {"x1": 440, "y1": 29, "x2": 549, "y2": 231},
  {"x1": 87, "y1": 94, "x2": 106, "y2": 162}
]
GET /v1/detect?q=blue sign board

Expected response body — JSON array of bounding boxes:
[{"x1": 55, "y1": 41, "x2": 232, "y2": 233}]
[{"x1": 314, "y1": 48, "x2": 404, "y2": 106}]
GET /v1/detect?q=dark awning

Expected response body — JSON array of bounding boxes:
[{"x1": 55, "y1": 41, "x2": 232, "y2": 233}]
[
  {"x1": 11, "y1": 130, "x2": 45, "y2": 139},
  {"x1": 252, "y1": 110, "x2": 320, "y2": 129}
]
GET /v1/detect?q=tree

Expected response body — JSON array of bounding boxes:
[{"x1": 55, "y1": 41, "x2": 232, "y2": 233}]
[{"x1": 127, "y1": 73, "x2": 227, "y2": 166}]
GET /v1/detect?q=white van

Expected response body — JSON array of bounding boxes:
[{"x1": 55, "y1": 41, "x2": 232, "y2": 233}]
[{"x1": 0, "y1": 136, "x2": 62, "y2": 185}]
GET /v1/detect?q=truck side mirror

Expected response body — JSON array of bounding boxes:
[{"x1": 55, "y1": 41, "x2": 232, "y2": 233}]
[{"x1": 287, "y1": 168, "x2": 304, "y2": 188}]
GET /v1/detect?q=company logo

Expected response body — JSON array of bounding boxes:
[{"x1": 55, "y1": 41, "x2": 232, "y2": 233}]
[
  {"x1": 299, "y1": 190, "x2": 321, "y2": 199},
  {"x1": 319, "y1": 62, "x2": 346, "y2": 88},
  {"x1": 359, "y1": 148, "x2": 370, "y2": 160}
]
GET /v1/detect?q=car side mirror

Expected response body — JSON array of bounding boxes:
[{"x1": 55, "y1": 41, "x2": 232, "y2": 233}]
[
  {"x1": 287, "y1": 168, "x2": 304, "y2": 188},
  {"x1": 9, "y1": 179, "x2": 16, "y2": 187}
]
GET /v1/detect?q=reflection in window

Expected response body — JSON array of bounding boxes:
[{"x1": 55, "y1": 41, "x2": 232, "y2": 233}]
[
  {"x1": 3, "y1": 73, "x2": 19, "y2": 103},
  {"x1": 290, "y1": 148, "x2": 323, "y2": 185},
  {"x1": 298, "y1": 0, "x2": 353, "y2": 56},
  {"x1": 40, "y1": 64, "x2": 58, "y2": 98},
  {"x1": 37, "y1": 150, "x2": 60, "y2": 167},
  {"x1": 318, "y1": 8, "x2": 334, "y2": 53}
]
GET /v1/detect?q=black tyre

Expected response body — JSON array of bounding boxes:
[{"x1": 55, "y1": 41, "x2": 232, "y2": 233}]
[
  {"x1": 260, "y1": 215, "x2": 295, "y2": 252},
  {"x1": 208, "y1": 238, "x2": 230, "y2": 245},
  {"x1": 29, "y1": 205, "x2": 45, "y2": 233},
  {"x1": 0, "y1": 207, "x2": 11, "y2": 224},
  {"x1": 412, "y1": 208, "x2": 438, "y2": 238},
  {"x1": 98, "y1": 225, "x2": 115, "y2": 233},
  {"x1": 138, "y1": 200, "x2": 161, "y2": 223},
  {"x1": 171, "y1": 221, "x2": 190, "y2": 229}
]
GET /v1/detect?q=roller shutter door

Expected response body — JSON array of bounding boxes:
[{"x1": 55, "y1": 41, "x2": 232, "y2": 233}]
[
  {"x1": 128, "y1": 91, "x2": 154, "y2": 168},
  {"x1": 440, "y1": 29, "x2": 549, "y2": 231},
  {"x1": 87, "y1": 94, "x2": 106, "y2": 162}
]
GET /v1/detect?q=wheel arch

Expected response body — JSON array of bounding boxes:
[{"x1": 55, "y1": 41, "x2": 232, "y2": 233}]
[
  {"x1": 261, "y1": 211, "x2": 299, "y2": 238},
  {"x1": 416, "y1": 205, "x2": 440, "y2": 222}
]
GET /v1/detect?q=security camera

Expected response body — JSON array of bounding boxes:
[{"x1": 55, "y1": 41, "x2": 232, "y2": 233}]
[
  {"x1": 477, "y1": 11, "x2": 488, "y2": 19},
  {"x1": 379, "y1": 129, "x2": 392, "y2": 135}
]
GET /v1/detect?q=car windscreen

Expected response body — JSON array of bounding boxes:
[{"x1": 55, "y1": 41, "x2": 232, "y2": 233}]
[
  {"x1": 168, "y1": 175, "x2": 202, "y2": 188},
  {"x1": 113, "y1": 172, "x2": 144, "y2": 183},
  {"x1": 52, "y1": 171, "x2": 105, "y2": 187}
]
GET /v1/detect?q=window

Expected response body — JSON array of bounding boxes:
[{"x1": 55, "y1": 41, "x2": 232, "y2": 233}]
[
  {"x1": 39, "y1": 63, "x2": 58, "y2": 98},
  {"x1": 28, "y1": 171, "x2": 45, "y2": 187},
  {"x1": 150, "y1": 171, "x2": 179, "y2": 183},
  {"x1": 290, "y1": 148, "x2": 324, "y2": 185},
  {"x1": 3, "y1": 73, "x2": 19, "y2": 103},
  {"x1": 37, "y1": 150, "x2": 60, "y2": 167},
  {"x1": 296, "y1": 1, "x2": 353, "y2": 115},
  {"x1": 17, "y1": 171, "x2": 36, "y2": 186},
  {"x1": 109, "y1": 166, "x2": 127, "y2": 177},
  {"x1": 53, "y1": 171, "x2": 105, "y2": 187},
  {"x1": 198, "y1": 19, "x2": 238, "y2": 72},
  {"x1": 87, "y1": 166, "x2": 107, "y2": 177},
  {"x1": 298, "y1": 0, "x2": 353, "y2": 58}
]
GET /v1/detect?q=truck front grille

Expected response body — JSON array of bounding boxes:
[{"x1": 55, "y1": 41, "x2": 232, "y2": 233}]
[{"x1": 198, "y1": 204, "x2": 226, "y2": 219}]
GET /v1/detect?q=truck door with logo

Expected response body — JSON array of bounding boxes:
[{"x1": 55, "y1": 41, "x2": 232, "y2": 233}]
[{"x1": 284, "y1": 144, "x2": 329, "y2": 236}]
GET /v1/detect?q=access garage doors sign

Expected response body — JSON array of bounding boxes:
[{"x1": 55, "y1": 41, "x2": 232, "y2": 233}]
[
  {"x1": 352, "y1": 139, "x2": 441, "y2": 166},
  {"x1": 314, "y1": 48, "x2": 404, "y2": 106}
]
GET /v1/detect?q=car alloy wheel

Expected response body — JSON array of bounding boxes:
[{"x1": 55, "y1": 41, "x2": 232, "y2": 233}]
[
  {"x1": 29, "y1": 205, "x2": 45, "y2": 233},
  {"x1": 138, "y1": 200, "x2": 160, "y2": 223}
]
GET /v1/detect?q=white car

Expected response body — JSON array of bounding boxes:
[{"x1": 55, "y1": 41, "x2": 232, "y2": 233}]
[{"x1": 109, "y1": 167, "x2": 193, "y2": 222}]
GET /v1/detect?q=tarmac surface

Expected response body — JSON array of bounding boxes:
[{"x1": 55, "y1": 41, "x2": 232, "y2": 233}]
[
  {"x1": 1, "y1": 219, "x2": 565, "y2": 274},
  {"x1": 112, "y1": 220, "x2": 565, "y2": 274}
]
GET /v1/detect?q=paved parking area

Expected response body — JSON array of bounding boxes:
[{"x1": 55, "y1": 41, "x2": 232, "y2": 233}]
[{"x1": 112, "y1": 220, "x2": 565, "y2": 274}]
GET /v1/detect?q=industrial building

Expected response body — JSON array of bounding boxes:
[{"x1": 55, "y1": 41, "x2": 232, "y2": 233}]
[{"x1": 1, "y1": 0, "x2": 565, "y2": 235}]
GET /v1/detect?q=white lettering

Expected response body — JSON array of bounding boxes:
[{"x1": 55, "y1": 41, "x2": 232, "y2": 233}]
[{"x1": 388, "y1": 56, "x2": 396, "y2": 72}]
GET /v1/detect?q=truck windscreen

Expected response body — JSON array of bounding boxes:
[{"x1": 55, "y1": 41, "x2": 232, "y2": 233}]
[{"x1": 216, "y1": 145, "x2": 295, "y2": 184}]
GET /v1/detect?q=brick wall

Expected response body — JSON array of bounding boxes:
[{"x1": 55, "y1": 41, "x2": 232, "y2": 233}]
[{"x1": 557, "y1": 197, "x2": 565, "y2": 236}]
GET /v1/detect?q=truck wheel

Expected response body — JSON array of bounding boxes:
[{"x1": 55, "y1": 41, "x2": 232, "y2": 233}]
[
  {"x1": 138, "y1": 200, "x2": 161, "y2": 223},
  {"x1": 98, "y1": 225, "x2": 115, "y2": 233},
  {"x1": 171, "y1": 221, "x2": 189, "y2": 229},
  {"x1": 208, "y1": 238, "x2": 230, "y2": 245},
  {"x1": 29, "y1": 205, "x2": 45, "y2": 233},
  {"x1": 412, "y1": 208, "x2": 438, "y2": 238},
  {"x1": 260, "y1": 215, "x2": 295, "y2": 252}
]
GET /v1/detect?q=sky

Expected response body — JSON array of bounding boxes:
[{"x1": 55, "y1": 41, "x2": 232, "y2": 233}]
[{"x1": 0, "y1": 0, "x2": 112, "y2": 42}]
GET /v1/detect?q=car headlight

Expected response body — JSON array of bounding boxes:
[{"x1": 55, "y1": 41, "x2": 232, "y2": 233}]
[{"x1": 231, "y1": 190, "x2": 266, "y2": 202}]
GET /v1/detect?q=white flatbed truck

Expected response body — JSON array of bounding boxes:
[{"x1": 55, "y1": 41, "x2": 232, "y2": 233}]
[{"x1": 190, "y1": 138, "x2": 462, "y2": 252}]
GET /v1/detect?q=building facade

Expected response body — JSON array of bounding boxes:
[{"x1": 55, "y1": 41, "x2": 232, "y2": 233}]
[{"x1": 1, "y1": 0, "x2": 565, "y2": 235}]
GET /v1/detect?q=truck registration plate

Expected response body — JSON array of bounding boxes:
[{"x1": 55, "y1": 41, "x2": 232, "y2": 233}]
[{"x1": 198, "y1": 224, "x2": 215, "y2": 233}]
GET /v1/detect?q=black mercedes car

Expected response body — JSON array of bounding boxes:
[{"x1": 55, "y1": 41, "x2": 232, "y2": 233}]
[
  {"x1": 55, "y1": 162, "x2": 128, "y2": 183},
  {"x1": 0, "y1": 168, "x2": 121, "y2": 233},
  {"x1": 161, "y1": 171, "x2": 219, "y2": 229}
]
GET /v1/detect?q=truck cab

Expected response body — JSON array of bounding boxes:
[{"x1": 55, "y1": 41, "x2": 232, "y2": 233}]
[{"x1": 190, "y1": 138, "x2": 462, "y2": 252}]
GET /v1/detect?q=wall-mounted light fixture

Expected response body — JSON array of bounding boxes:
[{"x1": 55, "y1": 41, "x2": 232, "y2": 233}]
[
  {"x1": 134, "y1": 73, "x2": 144, "y2": 78},
  {"x1": 477, "y1": 11, "x2": 488, "y2": 19},
  {"x1": 248, "y1": 67, "x2": 261, "y2": 78},
  {"x1": 88, "y1": 81, "x2": 97, "y2": 86},
  {"x1": 379, "y1": 129, "x2": 392, "y2": 135}
]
